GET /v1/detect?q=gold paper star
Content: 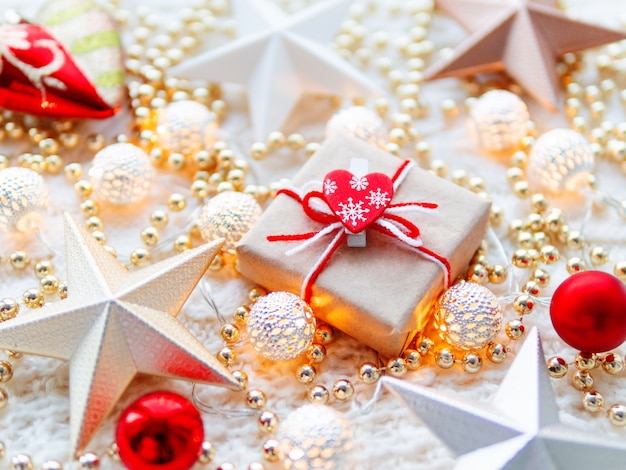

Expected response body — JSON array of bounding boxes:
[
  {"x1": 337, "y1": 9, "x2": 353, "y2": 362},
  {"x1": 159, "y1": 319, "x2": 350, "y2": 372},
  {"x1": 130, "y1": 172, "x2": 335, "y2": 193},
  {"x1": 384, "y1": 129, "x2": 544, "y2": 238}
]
[
  {"x1": 384, "y1": 328, "x2": 626, "y2": 469},
  {"x1": 0, "y1": 215, "x2": 238, "y2": 456},
  {"x1": 425, "y1": 0, "x2": 626, "y2": 110}
]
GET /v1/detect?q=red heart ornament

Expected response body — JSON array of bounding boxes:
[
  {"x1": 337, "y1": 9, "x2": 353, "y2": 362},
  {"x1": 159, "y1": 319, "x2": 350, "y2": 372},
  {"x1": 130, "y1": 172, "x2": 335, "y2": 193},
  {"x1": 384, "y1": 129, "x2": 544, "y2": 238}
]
[
  {"x1": 0, "y1": 0, "x2": 124, "y2": 119},
  {"x1": 323, "y1": 169, "x2": 394, "y2": 233}
]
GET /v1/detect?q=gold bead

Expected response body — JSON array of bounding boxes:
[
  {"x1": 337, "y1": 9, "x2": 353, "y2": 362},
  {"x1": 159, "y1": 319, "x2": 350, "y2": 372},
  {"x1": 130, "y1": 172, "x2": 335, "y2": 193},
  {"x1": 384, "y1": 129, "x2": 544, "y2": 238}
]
[
  {"x1": 435, "y1": 348, "x2": 455, "y2": 369},
  {"x1": 572, "y1": 370, "x2": 594, "y2": 391},
  {"x1": 10, "y1": 251, "x2": 30, "y2": 270},
  {"x1": 532, "y1": 268, "x2": 550, "y2": 287},
  {"x1": 513, "y1": 180, "x2": 530, "y2": 198},
  {"x1": 234, "y1": 305, "x2": 250, "y2": 325},
  {"x1": 417, "y1": 337, "x2": 434, "y2": 355},
  {"x1": 0, "y1": 360, "x2": 13, "y2": 382},
  {"x1": 167, "y1": 152, "x2": 186, "y2": 171},
  {"x1": 85, "y1": 216, "x2": 103, "y2": 233},
  {"x1": 262, "y1": 439, "x2": 280, "y2": 462},
  {"x1": 546, "y1": 356, "x2": 568, "y2": 378},
  {"x1": 315, "y1": 324, "x2": 334, "y2": 344},
  {"x1": 267, "y1": 131, "x2": 286, "y2": 149},
  {"x1": 462, "y1": 353, "x2": 482, "y2": 373},
  {"x1": 140, "y1": 227, "x2": 159, "y2": 247},
  {"x1": 258, "y1": 410, "x2": 279, "y2": 433},
  {"x1": 306, "y1": 343, "x2": 326, "y2": 363},
  {"x1": 505, "y1": 320, "x2": 525, "y2": 340},
  {"x1": 287, "y1": 133, "x2": 306, "y2": 150},
  {"x1": 58, "y1": 282, "x2": 68, "y2": 300},
  {"x1": 40, "y1": 275, "x2": 60, "y2": 295},
  {"x1": 103, "y1": 245, "x2": 117, "y2": 259},
  {"x1": 533, "y1": 231, "x2": 547, "y2": 247},
  {"x1": 304, "y1": 142, "x2": 320, "y2": 158},
  {"x1": 296, "y1": 364, "x2": 317, "y2": 384},
  {"x1": 246, "y1": 389, "x2": 266, "y2": 409},
  {"x1": 307, "y1": 385, "x2": 330, "y2": 404},
  {"x1": 23, "y1": 288, "x2": 44, "y2": 308},
  {"x1": 539, "y1": 245, "x2": 559, "y2": 264},
  {"x1": 488, "y1": 265, "x2": 508, "y2": 284},
  {"x1": 74, "y1": 180, "x2": 93, "y2": 199},
  {"x1": 525, "y1": 213, "x2": 544, "y2": 232},
  {"x1": 486, "y1": 343, "x2": 507, "y2": 363},
  {"x1": 217, "y1": 463, "x2": 236, "y2": 470},
  {"x1": 467, "y1": 264, "x2": 489, "y2": 284},
  {"x1": 167, "y1": 193, "x2": 187, "y2": 211},
  {"x1": 566, "y1": 256, "x2": 587, "y2": 275},
  {"x1": 521, "y1": 281, "x2": 540, "y2": 297},
  {"x1": 608, "y1": 404, "x2": 626, "y2": 427},
  {"x1": 517, "y1": 231, "x2": 534, "y2": 249},
  {"x1": 430, "y1": 159, "x2": 447, "y2": 178},
  {"x1": 216, "y1": 346, "x2": 236, "y2": 366},
  {"x1": 34, "y1": 260, "x2": 54, "y2": 279},
  {"x1": 198, "y1": 441, "x2": 215, "y2": 464},
  {"x1": 602, "y1": 353, "x2": 624, "y2": 375},
  {"x1": 80, "y1": 199, "x2": 99, "y2": 217},
  {"x1": 403, "y1": 349, "x2": 421, "y2": 370},
  {"x1": 414, "y1": 141, "x2": 432, "y2": 161},
  {"x1": 78, "y1": 452, "x2": 99, "y2": 469},
  {"x1": 509, "y1": 218, "x2": 524, "y2": 234},
  {"x1": 506, "y1": 167, "x2": 525, "y2": 183},
  {"x1": 191, "y1": 179, "x2": 210, "y2": 199},
  {"x1": 614, "y1": 261, "x2": 626, "y2": 281},
  {"x1": 582, "y1": 391, "x2": 604, "y2": 413},
  {"x1": 359, "y1": 363, "x2": 380, "y2": 384},
  {"x1": 150, "y1": 210, "x2": 169, "y2": 228},
  {"x1": 512, "y1": 249, "x2": 533, "y2": 268},
  {"x1": 130, "y1": 248, "x2": 151, "y2": 266},
  {"x1": 45, "y1": 155, "x2": 63, "y2": 175},
  {"x1": 86, "y1": 134, "x2": 106, "y2": 152},
  {"x1": 575, "y1": 352, "x2": 596, "y2": 371},
  {"x1": 232, "y1": 370, "x2": 248, "y2": 391},
  {"x1": 332, "y1": 379, "x2": 355, "y2": 401},
  {"x1": 0, "y1": 298, "x2": 19, "y2": 321},
  {"x1": 489, "y1": 205, "x2": 504, "y2": 226},
  {"x1": 566, "y1": 230, "x2": 585, "y2": 250},
  {"x1": 10, "y1": 454, "x2": 32, "y2": 470},
  {"x1": 451, "y1": 169, "x2": 468, "y2": 187},
  {"x1": 386, "y1": 357, "x2": 407, "y2": 377},
  {"x1": 220, "y1": 323, "x2": 240, "y2": 343},
  {"x1": 589, "y1": 246, "x2": 609, "y2": 266},
  {"x1": 0, "y1": 387, "x2": 8, "y2": 409},
  {"x1": 385, "y1": 142, "x2": 401, "y2": 156},
  {"x1": 249, "y1": 287, "x2": 267, "y2": 303}
]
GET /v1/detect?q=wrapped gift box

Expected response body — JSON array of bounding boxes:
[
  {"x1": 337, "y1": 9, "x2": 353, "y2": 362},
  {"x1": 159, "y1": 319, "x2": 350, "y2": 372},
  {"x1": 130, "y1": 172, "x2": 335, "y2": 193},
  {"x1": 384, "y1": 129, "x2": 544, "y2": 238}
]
[{"x1": 237, "y1": 134, "x2": 491, "y2": 357}]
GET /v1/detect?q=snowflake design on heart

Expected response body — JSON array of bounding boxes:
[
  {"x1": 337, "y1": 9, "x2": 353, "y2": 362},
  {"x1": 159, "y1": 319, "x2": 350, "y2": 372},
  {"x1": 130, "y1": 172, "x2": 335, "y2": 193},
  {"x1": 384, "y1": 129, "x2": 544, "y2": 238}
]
[
  {"x1": 337, "y1": 197, "x2": 370, "y2": 227},
  {"x1": 323, "y1": 179, "x2": 337, "y2": 195},
  {"x1": 350, "y1": 175, "x2": 369, "y2": 191},
  {"x1": 365, "y1": 188, "x2": 391, "y2": 209}
]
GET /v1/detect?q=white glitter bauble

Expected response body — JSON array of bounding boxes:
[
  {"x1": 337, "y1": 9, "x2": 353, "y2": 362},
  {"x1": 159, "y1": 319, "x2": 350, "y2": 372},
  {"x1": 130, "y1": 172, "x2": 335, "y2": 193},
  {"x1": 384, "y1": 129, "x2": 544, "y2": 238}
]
[
  {"x1": 467, "y1": 90, "x2": 529, "y2": 151},
  {"x1": 325, "y1": 106, "x2": 387, "y2": 147},
  {"x1": 89, "y1": 143, "x2": 154, "y2": 206},
  {"x1": 277, "y1": 404, "x2": 352, "y2": 470},
  {"x1": 0, "y1": 167, "x2": 49, "y2": 232},
  {"x1": 197, "y1": 191, "x2": 262, "y2": 252},
  {"x1": 156, "y1": 100, "x2": 218, "y2": 155},
  {"x1": 527, "y1": 128, "x2": 595, "y2": 193},
  {"x1": 247, "y1": 292, "x2": 316, "y2": 361},
  {"x1": 435, "y1": 282, "x2": 502, "y2": 350}
]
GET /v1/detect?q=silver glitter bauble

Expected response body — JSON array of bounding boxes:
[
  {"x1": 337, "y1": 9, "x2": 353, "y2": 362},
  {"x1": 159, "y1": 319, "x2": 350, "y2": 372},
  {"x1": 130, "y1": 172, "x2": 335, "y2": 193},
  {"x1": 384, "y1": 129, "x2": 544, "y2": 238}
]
[
  {"x1": 325, "y1": 106, "x2": 387, "y2": 147},
  {"x1": 527, "y1": 128, "x2": 595, "y2": 193},
  {"x1": 197, "y1": 191, "x2": 262, "y2": 252},
  {"x1": 156, "y1": 100, "x2": 218, "y2": 155},
  {"x1": 247, "y1": 292, "x2": 316, "y2": 361},
  {"x1": 89, "y1": 143, "x2": 154, "y2": 206},
  {"x1": 277, "y1": 404, "x2": 352, "y2": 470},
  {"x1": 435, "y1": 282, "x2": 502, "y2": 350},
  {"x1": 468, "y1": 90, "x2": 529, "y2": 151},
  {"x1": 0, "y1": 167, "x2": 49, "y2": 232}
]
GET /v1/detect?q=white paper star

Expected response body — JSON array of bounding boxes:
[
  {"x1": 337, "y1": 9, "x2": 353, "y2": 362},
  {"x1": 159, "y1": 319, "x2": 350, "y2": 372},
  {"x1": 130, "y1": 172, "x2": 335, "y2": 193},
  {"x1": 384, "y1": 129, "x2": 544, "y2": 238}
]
[
  {"x1": 0, "y1": 214, "x2": 238, "y2": 456},
  {"x1": 170, "y1": 0, "x2": 384, "y2": 140},
  {"x1": 384, "y1": 328, "x2": 626, "y2": 469}
]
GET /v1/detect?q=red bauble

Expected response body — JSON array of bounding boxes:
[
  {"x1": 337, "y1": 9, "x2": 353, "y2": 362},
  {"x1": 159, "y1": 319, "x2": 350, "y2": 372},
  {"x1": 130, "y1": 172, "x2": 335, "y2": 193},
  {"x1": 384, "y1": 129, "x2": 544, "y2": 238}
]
[
  {"x1": 116, "y1": 391, "x2": 204, "y2": 470},
  {"x1": 550, "y1": 271, "x2": 626, "y2": 352}
]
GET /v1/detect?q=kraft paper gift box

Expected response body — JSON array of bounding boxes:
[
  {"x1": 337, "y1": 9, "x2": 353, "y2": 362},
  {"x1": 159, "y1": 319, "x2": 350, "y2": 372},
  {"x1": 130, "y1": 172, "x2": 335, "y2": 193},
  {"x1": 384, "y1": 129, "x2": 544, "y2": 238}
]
[{"x1": 237, "y1": 134, "x2": 491, "y2": 357}]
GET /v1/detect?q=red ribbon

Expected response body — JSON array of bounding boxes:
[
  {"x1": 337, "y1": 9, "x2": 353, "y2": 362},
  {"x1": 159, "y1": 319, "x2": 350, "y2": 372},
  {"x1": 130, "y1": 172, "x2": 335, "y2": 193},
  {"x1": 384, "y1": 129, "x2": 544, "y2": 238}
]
[{"x1": 267, "y1": 159, "x2": 451, "y2": 303}]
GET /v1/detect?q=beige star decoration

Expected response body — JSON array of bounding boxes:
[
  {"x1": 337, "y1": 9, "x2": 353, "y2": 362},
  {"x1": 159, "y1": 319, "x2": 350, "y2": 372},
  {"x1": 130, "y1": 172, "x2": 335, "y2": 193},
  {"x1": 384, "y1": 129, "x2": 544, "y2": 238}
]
[
  {"x1": 384, "y1": 328, "x2": 626, "y2": 469},
  {"x1": 425, "y1": 0, "x2": 626, "y2": 110},
  {"x1": 0, "y1": 214, "x2": 238, "y2": 457}
]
